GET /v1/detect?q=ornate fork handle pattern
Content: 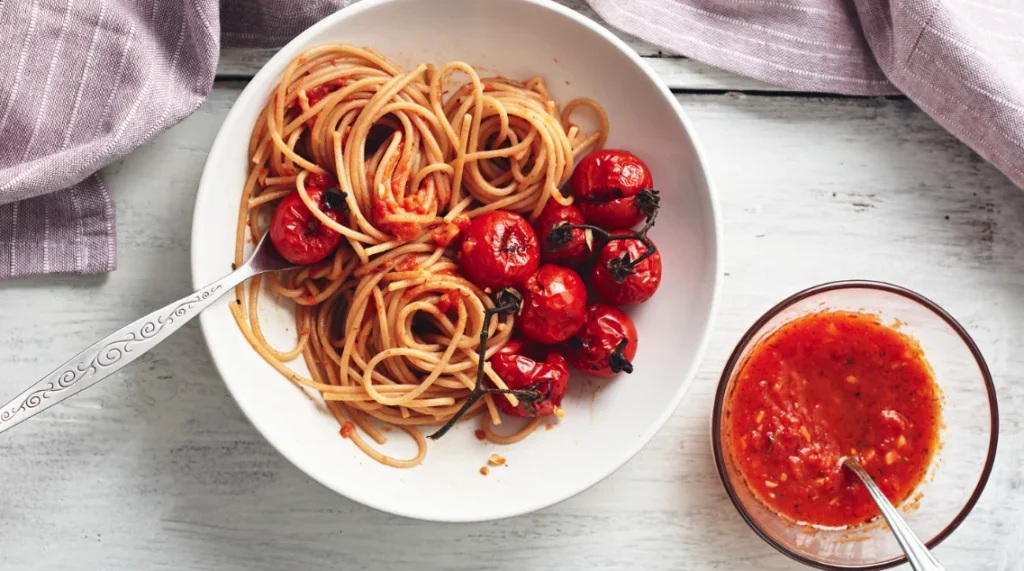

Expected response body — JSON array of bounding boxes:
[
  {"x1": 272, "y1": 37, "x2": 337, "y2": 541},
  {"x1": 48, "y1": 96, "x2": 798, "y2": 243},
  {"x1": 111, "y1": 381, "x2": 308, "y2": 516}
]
[
  {"x1": 0, "y1": 267, "x2": 254, "y2": 434},
  {"x1": 0, "y1": 285, "x2": 223, "y2": 425}
]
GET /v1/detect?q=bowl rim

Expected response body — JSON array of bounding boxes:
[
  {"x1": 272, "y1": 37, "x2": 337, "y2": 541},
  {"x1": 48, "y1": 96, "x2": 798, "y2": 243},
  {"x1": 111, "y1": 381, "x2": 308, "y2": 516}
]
[
  {"x1": 189, "y1": 0, "x2": 723, "y2": 521},
  {"x1": 710, "y1": 280, "x2": 999, "y2": 570}
]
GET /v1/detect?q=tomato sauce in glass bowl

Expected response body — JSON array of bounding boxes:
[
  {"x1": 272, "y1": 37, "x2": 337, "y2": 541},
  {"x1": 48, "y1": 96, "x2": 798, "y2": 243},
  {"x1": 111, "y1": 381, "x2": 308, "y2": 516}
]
[{"x1": 724, "y1": 310, "x2": 942, "y2": 528}]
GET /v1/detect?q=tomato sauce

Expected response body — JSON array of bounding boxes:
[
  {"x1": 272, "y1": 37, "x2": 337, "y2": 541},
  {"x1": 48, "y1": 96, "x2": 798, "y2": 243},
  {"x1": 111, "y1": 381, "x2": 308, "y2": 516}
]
[
  {"x1": 436, "y1": 290, "x2": 462, "y2": 314},
  {"x1": 725, "y1": 311, "x2": 941, "y2": 527},
  {"x1": 305, "y1": 83, "x2": 334, "y2": 107}
]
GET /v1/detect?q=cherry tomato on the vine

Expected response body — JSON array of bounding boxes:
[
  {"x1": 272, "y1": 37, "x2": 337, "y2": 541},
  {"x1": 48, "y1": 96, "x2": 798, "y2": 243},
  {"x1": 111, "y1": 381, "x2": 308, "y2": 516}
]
[
  {"x1": 571, "y1": 149, "x2": 658, "y2": 231},
  {"x1": 490, "y1": 349, "x2": 569, "y2": 418},
  {"x1": 517, "y1": 264, "x2": 588, "y2": 344},
  {"x1": 591, "y1": 232, "x2": 662, "y2": 305},
  {"x1": 567, "y1": 303, "x2": 638, "y2": 377},
  {"x1": 269, "y1": 187, "x2": 345, "y2": 265},
  {"x1": 459, "y1": 210, "x2": 540, "y2": 290},
  {"x1": 533, "y1": 201, "x2": 590, "y2": 266}
]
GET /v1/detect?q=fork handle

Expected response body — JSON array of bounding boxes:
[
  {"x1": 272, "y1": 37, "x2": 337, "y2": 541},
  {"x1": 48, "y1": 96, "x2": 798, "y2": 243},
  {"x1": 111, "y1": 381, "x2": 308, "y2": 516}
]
[{"x1": 0, "y1": 266, "x2": 254, "y2": 435}]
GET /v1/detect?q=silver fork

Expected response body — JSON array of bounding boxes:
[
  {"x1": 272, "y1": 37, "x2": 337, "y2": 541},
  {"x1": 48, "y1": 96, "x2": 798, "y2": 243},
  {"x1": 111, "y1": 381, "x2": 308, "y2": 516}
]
[{"x1": 0, "y1": 232, "x2": 296, "y2": 435}]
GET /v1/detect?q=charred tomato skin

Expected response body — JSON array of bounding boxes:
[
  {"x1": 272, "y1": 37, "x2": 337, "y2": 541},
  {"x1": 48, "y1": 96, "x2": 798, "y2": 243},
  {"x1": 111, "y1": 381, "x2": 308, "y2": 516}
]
[
  {"x1": 459, "y1": 210, "x2": 540, "y2": 290},
  {"x1": 269, "y1": 188, "x2": 344, "y2": 265},
  {"x1": 533, "y1": 201, "x2": 589, "y2": 266},
  {"x1": 567, "y1": 303, "x2": 639, "y2": 377},
  {"x1": 490, "y1": 350, "x2": 570, "y2": 418},
  {"x1": 591, "y1": 232, "x2": 662, "y2": 305},
  {"x1": 517, "y1": 264, "x2": 588, "y2": 344},
  {"x1": 571, "y1": 149, "x2": 654, "y2": 230}
]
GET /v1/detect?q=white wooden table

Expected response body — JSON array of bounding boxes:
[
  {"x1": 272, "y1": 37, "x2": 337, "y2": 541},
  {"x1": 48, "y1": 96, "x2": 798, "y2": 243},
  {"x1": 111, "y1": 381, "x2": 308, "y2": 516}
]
[{"x1": 2, "y1": 3, "x2": 1022, "y2": 569}]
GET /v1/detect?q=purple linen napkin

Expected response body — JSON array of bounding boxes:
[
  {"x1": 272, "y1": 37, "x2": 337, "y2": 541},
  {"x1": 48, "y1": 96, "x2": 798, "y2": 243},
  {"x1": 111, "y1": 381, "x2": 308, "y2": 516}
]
[
  {"x1": 0, "y1": 0, "x2": 345, "y2": 279},
  {"x1": 587, "y1": 0, "x2": 1024, "y2": 188}
]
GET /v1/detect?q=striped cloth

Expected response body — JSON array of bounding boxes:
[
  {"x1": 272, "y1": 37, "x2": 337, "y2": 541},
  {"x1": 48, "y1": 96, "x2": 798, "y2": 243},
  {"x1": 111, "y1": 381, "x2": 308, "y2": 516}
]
[
  {"x1": 0, "y1": 0, "x2": 345, "y2": 278},
  {"x1": 0, "y1": 1, "x2": 1021, "y2": 278},
  {"x1": 588, "y1": 0, "x2": 1024, "y2": 188}
]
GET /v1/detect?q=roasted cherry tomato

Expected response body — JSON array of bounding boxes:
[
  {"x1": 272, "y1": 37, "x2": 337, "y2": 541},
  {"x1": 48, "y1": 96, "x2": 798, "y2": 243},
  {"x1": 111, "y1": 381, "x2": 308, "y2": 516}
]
[
  {"x1": 305, "y1": 171, "x2": 335, "y2": 190},
  {"x1": 269, "y1": 188, "x2": 345, "y2": 265},
  {"x1": 490, "y1": 349, "x2": 569, "y2": 418},
  {"x1": 567, "y1": 303, "x2": 638, "y2": 377},
  {"x1": 533, "y1": 201, "x2": 590, "y2": 266},
  {"x1": 496, "y1": 337, "x2": 544, "y2": 360},
  {"x1": 571, "y1": 149, "x2": 658, "y2": 230},
  {"x1": 518, "y1": 264, "x2": 588, "y2": 344},
  {"x1": 591, "y1": 232, "x2": 662, "y2": 305},
  {"x1": 459, "y1": 210, "x2": 540, "y2": 289}
]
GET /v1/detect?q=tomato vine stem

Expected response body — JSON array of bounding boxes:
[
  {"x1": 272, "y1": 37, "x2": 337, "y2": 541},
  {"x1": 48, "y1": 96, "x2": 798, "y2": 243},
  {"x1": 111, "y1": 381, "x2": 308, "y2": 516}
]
[
  {"x1": 427, "y1": 288, "x2": 541, "y2": 440},
  {"x1": 547, "y1": 190, "x2": 661, "y2": 284}
]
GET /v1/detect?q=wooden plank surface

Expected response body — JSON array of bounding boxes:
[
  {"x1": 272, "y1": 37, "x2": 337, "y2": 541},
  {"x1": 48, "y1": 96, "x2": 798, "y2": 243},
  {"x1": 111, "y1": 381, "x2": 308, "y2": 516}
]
[
  {"x1": 0, "y1": 83, "x2": 1019, "y2": 570},
  {"x1": 216, "y1": 0, "x2": 789, "y2": 92}
]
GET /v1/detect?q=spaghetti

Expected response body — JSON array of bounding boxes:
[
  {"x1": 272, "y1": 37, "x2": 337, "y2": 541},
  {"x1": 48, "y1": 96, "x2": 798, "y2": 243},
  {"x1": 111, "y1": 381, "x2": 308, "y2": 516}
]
[{"x1": 230, "y1": 44, "x2": 608, "y2": 467}]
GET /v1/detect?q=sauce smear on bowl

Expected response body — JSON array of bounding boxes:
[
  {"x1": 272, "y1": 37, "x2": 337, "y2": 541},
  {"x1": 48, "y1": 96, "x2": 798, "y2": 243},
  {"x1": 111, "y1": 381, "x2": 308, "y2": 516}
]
[{"x1": 725, "y1": 310, "x2": 941, "y2": 527}]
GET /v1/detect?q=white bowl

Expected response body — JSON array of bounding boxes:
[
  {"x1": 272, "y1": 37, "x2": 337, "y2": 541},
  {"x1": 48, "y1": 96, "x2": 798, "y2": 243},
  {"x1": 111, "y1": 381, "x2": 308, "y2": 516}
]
[{"x1": 190, "y1": 0, "x2": 721, "y2": 522}]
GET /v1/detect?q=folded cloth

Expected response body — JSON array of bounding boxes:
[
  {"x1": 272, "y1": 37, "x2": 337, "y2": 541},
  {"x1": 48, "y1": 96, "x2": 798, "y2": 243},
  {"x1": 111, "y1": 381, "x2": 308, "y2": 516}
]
[
  {"x1": 0, "y1": 0, "x2": 345, "y2": 279},
  {"x1": 588, "y1": 0, "x2": 1024, "y2": 189}
]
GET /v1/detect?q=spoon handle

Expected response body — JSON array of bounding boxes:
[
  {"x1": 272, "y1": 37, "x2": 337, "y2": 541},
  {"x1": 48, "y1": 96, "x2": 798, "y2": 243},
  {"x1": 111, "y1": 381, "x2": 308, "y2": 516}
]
[
  {"x1": 0, "y1": 266, "x2": 254, "y2": 436},
  {"x1": 845, "y1": 460, "x2": 946, "y2": 571}
]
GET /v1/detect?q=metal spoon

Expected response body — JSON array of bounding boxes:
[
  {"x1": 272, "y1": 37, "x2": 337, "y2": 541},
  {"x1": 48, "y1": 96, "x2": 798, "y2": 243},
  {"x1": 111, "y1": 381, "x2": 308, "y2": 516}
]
[
  {"x1": 0, "y1": 232, "x2": 296, "y2": 435},
  {"x1": 842, "y1": 457, "x2": 946, "y2": 571}
]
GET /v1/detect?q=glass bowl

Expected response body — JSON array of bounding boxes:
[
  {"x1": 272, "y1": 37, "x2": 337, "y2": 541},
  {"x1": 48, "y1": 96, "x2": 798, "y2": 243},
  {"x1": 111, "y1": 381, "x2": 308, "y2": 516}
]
[{"x1": 712, "y1": 281, "x2": 998, "y2": 569}]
